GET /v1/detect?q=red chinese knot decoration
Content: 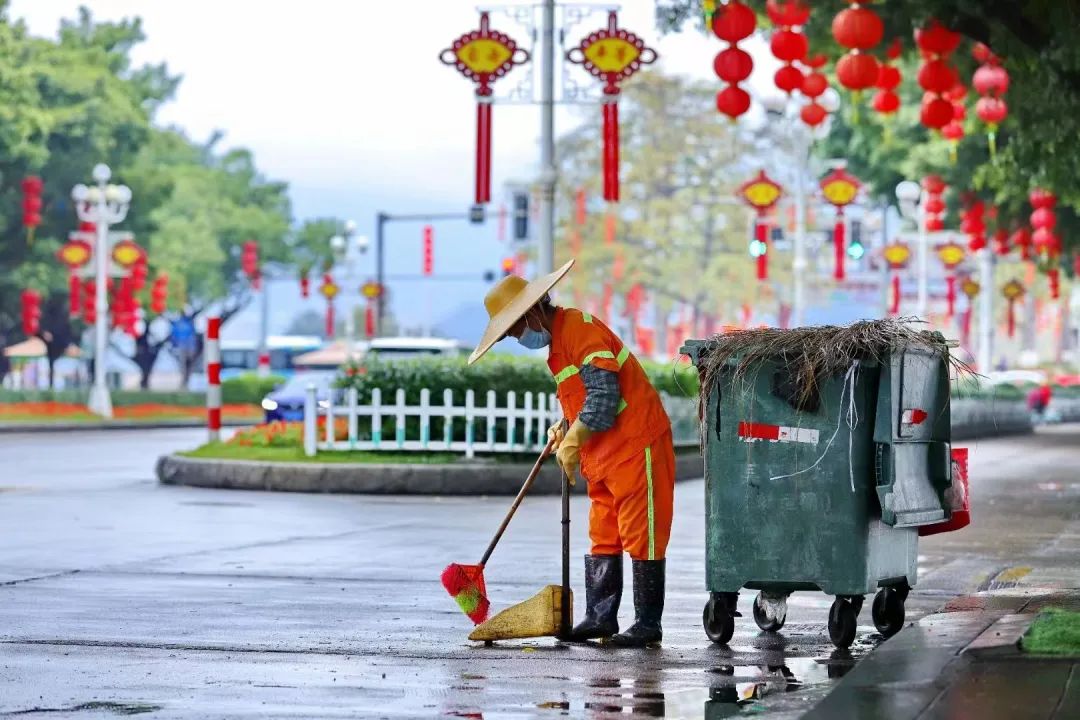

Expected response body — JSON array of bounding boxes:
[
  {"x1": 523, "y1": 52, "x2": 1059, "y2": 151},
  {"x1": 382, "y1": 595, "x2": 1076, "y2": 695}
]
[
  {"x1": 440, "y1": 13, "x2": 529, "y2": 206},
  {"x1": 567, "y1": 12, "x2": 656, "y2": 203},
  {"x1": 883, "y1": 241, "x2": 912, "y2": 315},
  {"x1": 820, "y1": 168, "x2": 861, "y2": 282},
  {"x1": 1001, "y1": 279, "x2": 1025, "y2": 338},
  {"x1": 737, "y1": 171, "x2": 784, "y2": 282},
  {"x1": 936, "y1": 241, "x2": 967, "y2": 320},
  {"x1": 712, "y1": 1, "x2": 756, "y2": 121}
]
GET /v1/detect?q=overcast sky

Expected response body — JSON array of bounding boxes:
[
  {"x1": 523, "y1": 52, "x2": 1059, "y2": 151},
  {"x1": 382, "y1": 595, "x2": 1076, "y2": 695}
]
[{"x1": 11, "y1": 1, "x2": 778, "y2": 335}]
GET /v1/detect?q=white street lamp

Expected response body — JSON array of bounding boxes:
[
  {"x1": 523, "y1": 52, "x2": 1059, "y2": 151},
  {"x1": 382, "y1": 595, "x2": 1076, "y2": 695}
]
[
  {"x1": 73, "y1": 164, "x2": 132, "y2": 418},
  {"x1": 895, "y1": 181, "x2": 927, "y2": 319}
]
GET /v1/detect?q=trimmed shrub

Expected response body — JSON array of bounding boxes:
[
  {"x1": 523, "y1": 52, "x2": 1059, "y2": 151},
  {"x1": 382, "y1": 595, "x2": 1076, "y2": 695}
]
[{"x1": 221, "y1": 373, "x2": 286, "y2": 404}]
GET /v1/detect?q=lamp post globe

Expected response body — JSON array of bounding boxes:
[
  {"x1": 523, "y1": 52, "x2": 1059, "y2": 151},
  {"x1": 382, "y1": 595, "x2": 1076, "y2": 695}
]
[{"x1": 92, "y1": 163, "x2": 111, "y2": 184}]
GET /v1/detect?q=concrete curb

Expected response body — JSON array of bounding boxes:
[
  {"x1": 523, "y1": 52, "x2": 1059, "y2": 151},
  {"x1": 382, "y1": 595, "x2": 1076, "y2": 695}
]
[
  {"x1": 0, "y1": 419, "x2": 254, "y2": 434},
  {"x1": 156, "y1": 451, "x2": 705, "y2": 495}
]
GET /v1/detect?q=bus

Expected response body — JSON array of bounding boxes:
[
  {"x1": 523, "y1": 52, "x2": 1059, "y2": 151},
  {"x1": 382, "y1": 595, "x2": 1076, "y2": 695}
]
[{"x1": 219, "y1": 335, "x2": 323, "y2": 380}]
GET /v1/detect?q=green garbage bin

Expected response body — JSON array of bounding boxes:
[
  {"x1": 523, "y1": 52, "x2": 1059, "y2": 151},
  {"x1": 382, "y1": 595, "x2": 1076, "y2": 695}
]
[{"x1": 682, "y1": 336, "x2": 953, "y2": 649}]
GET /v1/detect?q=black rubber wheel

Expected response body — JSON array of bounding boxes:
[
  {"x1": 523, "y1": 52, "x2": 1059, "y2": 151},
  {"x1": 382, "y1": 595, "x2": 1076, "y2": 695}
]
[
  {"x1": 703, "y1": 601, "x2": 735, "y2": 644},
  {"x1": 872, "y1": 588, "x2": 906, "y2": 637},
  {"x1": 828, "y1": 597, "x2": 858, "y2": 649},
  {"x1": 752, "y1": 593, "x2": 787, "y2": 632}
]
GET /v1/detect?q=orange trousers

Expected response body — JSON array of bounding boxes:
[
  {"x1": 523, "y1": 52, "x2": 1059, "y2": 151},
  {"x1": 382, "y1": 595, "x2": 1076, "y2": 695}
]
[{"x1": 585, "y1": 430, "x2": 675, "y2": 561}]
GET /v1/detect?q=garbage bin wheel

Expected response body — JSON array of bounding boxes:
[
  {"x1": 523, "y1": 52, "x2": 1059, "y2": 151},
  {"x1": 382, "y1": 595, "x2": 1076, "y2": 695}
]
[
  {"x1": 752, "y1": 592, "x2": 787, "y2": 632},
  {"x1": 871, "y1": 588, "x2": 905, "y2": 638},
  {"x1": 703, "y1": 600, "x2": 735, "y2": 644},
  {"x1": 828, "y1": 597, "x2": 859, "y2": 649}
]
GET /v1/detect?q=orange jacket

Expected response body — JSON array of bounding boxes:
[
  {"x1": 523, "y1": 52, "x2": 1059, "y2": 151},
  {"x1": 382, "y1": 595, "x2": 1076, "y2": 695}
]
[{"x1": 547, "y1": 307, "x2": 670, "y2": 477}]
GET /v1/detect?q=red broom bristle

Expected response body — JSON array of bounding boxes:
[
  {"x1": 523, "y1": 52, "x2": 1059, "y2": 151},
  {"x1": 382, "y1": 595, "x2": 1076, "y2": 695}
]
[
  {"x1": 441, "y1": 564, "x2": 470, "y2": 595},
  {"x1": 441, "y1": 563, "x2": 490, "y2": 624}
]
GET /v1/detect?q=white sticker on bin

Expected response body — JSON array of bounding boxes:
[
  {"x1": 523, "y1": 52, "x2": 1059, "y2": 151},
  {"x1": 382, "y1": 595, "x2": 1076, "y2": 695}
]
[{"x1": 738, "y1": 421, "x2": 819, "y2": 445}]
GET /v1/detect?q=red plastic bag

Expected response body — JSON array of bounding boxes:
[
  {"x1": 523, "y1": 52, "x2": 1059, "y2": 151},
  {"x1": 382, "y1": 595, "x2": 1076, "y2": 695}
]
[{"x1": 920, "y1": 447, "x2": 970, "y2": 536}]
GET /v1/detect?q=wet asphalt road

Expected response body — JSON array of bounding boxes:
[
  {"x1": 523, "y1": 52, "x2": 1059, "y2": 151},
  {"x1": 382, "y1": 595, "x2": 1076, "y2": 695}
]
[{"x1": 1, "y1": 425, "x2": 1079, "y2": 718}]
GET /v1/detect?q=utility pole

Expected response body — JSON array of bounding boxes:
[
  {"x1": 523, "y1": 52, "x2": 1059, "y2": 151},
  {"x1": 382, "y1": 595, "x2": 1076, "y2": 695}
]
[{"x1": 537, "y1": 0, "x2": 557, "y2": 276}]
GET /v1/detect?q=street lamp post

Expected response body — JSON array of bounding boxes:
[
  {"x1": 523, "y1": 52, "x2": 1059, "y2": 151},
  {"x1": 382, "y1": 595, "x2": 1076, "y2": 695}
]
[
  {"x1": 330, "y1": 220, "x2": 367, "y2": 361},
  {"x1": 895, "y1": 180, "x2": 927, "y2": 319},
  {"x1": 72, "y1": 164, "x2": 131, "y2": 418},
  {"x1": 978, "y1": 248, "x2": 995, "y2": 371}
]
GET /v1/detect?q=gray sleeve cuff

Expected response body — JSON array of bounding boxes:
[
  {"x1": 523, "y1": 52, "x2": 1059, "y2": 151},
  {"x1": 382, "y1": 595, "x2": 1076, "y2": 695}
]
[{"x1": 578, "y1": 364, "x2": 621, "y2": 432}]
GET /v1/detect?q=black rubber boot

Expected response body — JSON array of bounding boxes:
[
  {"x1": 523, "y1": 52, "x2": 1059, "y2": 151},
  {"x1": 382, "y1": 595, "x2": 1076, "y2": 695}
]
[
  {"x1": 567, "y1": 554, "x2": 622, "y2": 641},
  {"x1": 610, "y1": 559, "x2": 664, "y2": 647}
]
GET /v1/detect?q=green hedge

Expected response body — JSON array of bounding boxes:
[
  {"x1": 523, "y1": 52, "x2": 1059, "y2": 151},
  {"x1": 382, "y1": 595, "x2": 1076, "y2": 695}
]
[
  {"x1": 0, "y1": 388, "x2": 207, "y2": 407},
  {"x1": 221, "y1": 373, "x2": 286, "y2": 404},
  {"x1": 332, "y1": 355, "x2": 698, "y2": 405},
  {"x1": 950, "y1": 379, "x2": 1026, "y2": 400}
]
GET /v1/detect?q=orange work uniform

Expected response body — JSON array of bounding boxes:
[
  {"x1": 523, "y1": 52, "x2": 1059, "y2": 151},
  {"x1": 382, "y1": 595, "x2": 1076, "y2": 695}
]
[{"x1": 547, "y1": 307, "x2": 675, "y2": 561}]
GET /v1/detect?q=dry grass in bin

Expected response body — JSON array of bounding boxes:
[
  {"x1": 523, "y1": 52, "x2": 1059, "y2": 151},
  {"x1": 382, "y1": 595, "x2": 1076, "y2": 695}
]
[{"x1": 694, "y1": 318, "x2": 972, "y2": 417}]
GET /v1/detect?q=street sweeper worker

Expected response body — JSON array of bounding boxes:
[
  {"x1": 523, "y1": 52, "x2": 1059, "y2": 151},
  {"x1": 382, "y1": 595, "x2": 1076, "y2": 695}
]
[{"x1": 468, "y1": 259, "x2": 675, "y2": 647}]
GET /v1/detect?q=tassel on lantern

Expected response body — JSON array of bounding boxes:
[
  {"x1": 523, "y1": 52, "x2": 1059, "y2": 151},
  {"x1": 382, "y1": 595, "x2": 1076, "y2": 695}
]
[
  {"x1": 945, "y1": 275, "x2": 956, "y2": 319},
  {"x1": 69, "y1": 273, "x2": 81, "y2": 318},
  {"x1": 756, "y1": 220, "x2": 769, "y2": 281},
  {"x1": 602, "y1": 98, "x2": 620, "y2": 202},
  {"x1": 833, "y1": 216, "x2": 845, "y2": 281},
  {"x1": 890, "y1": 274, "x2": 901, "y2": 315},
  {"x1": 475, "y1": 96, "x2": 493, "y2": 204}
]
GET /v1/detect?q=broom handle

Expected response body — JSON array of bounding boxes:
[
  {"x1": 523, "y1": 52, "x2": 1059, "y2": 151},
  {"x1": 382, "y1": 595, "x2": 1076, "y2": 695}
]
[{"x1": 478, "y1": 431, "x2": 560, "y2": 567}]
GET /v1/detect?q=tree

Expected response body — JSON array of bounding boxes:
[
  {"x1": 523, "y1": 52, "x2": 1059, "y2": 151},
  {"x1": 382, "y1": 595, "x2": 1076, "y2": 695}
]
[
  {"x1": 654, "y1": 1, "x2": 1080, "y2": 255},
  {"x1": 555, "y1": 71, "x2": 787, "y2": 343}
]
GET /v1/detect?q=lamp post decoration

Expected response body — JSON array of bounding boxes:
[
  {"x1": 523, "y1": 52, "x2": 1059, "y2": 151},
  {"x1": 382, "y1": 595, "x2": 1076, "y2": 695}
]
[
  {"x1": 936, "y1": 240, "x2": 967, "y2": 320},
  {"x1": 882, "y1": 241, "x2": 912, "y2": 315},
  {"x1": 820, "y1": 167, "x2": 861, "y2": 282},
  {"x1": 737, "y1": 170, "x2": 783, "y2": 282},
  {"x1": 72, "y1": 163, "x2": 132, "y2": 418},
  {"x1": 440, "y1": 12, "x2": 529, "y2": 206},
  {"x1": 361, "y1": 281, "x2": 383, "y2": 340},
  {"x1": 566, "y1": 11, "x2": 656, "y2": 204},
  {"x1": 1001, "y1": 279, "x2": 1025, "y2": 338},
  {"x1": 319, "y1": 272, "x2": 339, "y2": 339},
  {"x1": 57, "y1": 236, "x2": 93, "y2": 318},
  {"x1": 960, "y1": 276, "x2": 980, "y2": 347}
]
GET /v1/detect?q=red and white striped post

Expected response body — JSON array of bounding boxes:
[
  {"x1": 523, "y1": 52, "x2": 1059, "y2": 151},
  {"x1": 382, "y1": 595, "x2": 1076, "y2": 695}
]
[{"x1": 205, "y1": 316, "x2": 222, "y2": 442}]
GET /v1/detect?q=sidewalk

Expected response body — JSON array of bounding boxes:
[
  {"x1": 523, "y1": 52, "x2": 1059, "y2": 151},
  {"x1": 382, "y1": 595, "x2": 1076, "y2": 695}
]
[{"x1": 805, "y1": 588, "x2": 1080, "y2": 719}]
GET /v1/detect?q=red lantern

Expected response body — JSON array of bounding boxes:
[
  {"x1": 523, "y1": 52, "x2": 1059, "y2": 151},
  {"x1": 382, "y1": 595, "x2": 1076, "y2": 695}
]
[
  {"x1": 800, "y1": 102, "x2": 828, "y2": 127},
  {"x1": 712, "y1": 1, "x2": 755, "y2": 121},
  {"x1": 766, "y1": 0, "x2": 810, "y2": 27},
  {"x1": 716, "y1": 85, "x2": 751, "y2": 120},
  {"x1": 975, "y1": 96, "x2": 1008, "y2": 125},
  {"x1": 21, "y1": 176, "x2": 44, "y2": 245},
  {"x1": 973, "y1": 64, "x2": 1009, "y2": 96},
  {"x1": 774, "y1": 64, "x2": 805, "y2": 94},
  {"x1": 714, "y1": 47, "x2": 753, "y2": 82},
  {"x1": 832, "y1": 5, "x2": 884, "y2": 49},
  {"x1": 770, "y1": 30, "x2": 807, "y2": 62},
  {"x1": 920, "y1": 95, "x2": 954, "y2": 129},
  {"x1": 871, "y1": 90, "x2": 899, "y2": 113},
  {"x1": 300, "y1": 273, "x2": 310, "y2": 298},
  {"x1": 567, "y1": 12, "x2": 656, "y2": 203},
  {"x1": 150, "y1": 273, "x2": 169, "y2": 315},
  {"x1": 914, "y1": 20, "x2": 962, "y2": 56},
  {"x1": 801, "y1": 71, "x2": 828, "y2": 99},
  {"x1": 1011, "y1": 227, "x2": 1033, "y2": 261},
  {"x1": 21, "y1": 289, "x2": 41, "y2": 336},
  {"x1": 837, "y1": 53, "x2": 880, "y2": 91},
  {"x1": 917, "y1": 59, "x2": 958, "y2": 94}
]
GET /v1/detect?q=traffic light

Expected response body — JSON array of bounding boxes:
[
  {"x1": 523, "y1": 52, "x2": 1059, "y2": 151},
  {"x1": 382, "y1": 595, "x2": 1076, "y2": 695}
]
[
  {"x1": 501, "y1": 257, "x2": 517, "y2": 277},
  {"x1": 847, "y1": 220, "x2": 865, "y2": 260},
  {"x1": 241, "y1": 240, "x2": 259, "y2": 286},
  {"x1": 469, "y1": 204, "x2": 486, "y2": 225},
  {"x1": 20, "y1": 289, "x2": 41, "y2": 336},
  {"x1": 512, "y1": 192, "x2": 529, "y2": 241},
  {"x1": 748, "y1": 238, "x2": 767, "y2": 257},
  {"x1": 422, "y1": 225, "x2": 434, "y2": 276},
  {"x1": 151, "y1": 273, "x2": 169, "y2": 315},
  {"x1": 21, "y1": 176, "x2": 43, "y2": 230}
]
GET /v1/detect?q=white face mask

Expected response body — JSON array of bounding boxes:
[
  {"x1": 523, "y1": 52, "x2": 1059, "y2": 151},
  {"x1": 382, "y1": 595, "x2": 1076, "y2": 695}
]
[{"x1": 517, "y1": 310, "x2": 551, "y2": 349}]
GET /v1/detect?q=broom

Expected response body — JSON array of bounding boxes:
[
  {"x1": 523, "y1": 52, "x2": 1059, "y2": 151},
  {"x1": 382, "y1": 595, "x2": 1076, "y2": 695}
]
[{"x1": 441, "y1": 432, "x2": 560, "y2": 624}]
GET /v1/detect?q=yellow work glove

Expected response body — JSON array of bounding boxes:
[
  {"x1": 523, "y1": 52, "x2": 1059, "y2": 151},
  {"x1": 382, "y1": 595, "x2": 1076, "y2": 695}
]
[
  {"x1": 546, "y1": 420, "x2": 566, "y2": 448},
  {"x1": 555, "y1": 419, "x2": 593, "y2": 486}
]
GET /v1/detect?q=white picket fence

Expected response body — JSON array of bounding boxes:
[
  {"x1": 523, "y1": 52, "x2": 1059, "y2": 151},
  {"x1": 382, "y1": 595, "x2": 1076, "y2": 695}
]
[{"x1": 302, "y1": 386, "x2": 699, "y2": 458}]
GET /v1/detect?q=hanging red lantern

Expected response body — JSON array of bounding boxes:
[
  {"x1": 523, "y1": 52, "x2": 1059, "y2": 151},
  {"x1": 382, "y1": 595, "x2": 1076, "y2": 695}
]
[
  {"x1": 872, "y1": 52, "x2": 902, "y2": 118},
  {"x1": 766, "y1": 0, "x2": 810, "y2": 27},
  {"x1": 837, "y1": 53, "x2": 880, "y2": 92},
  {"x1": 441, "y1": 13, "x2": 529, "y2": 206},
  {"x1": 820, "y1": 168, "x2": 862, "y2": 282},
  {"x1": 1029, "y1": 189, "x2": 1059, "y2": 277},
  {"x1": 914, "y1": 20, "x2": 962, "y2": 56},
  {"x1": 737, "y1": 171, "x2": 784, "y2": 282},
  {"x1": 716, "y1": 85, "x2": 751, "y2": 120},
  {"x1": 923, "y1": 175, "x2": 948, "y2": 235},
  {"x1": 992, "y1": 228, "x2": 1010, "y2": 256},
  {"x1": 770, "y1": 30, "x2": 808, "y2": 62},
  {"x1": 1002, "y1": 279, "x2": 1025, "y2": 337},
  {"x1": 712, "y1": 0, "x2": 756, "y2": 121},
  {"x1": 21, "y1": 176, "x2": 43, "y2": 245},
  {"x1": 767, "y1": 1, "x2": 808, "y2": 98},
  {"x1": 920, "y1": 94, "x2": 954, "y2": 129},
  {"x1": 775, "y1": 65, "x2": 805, "y2": 94},
  {"x1": 567, "y1": 12, "x2": 656, "y2": 203},
  {"x1": 1011, "y1": 227, "x2": 1033, "y2": 261},
  {"x1": 801, "y1": 69, "x2": 828, "y2": 98},
  {"x1": 972, "y1": 46, "x2": 1010, "y2": 157},
  {"x1": 299, "y1": 273, "x2": 310, "y2": 298},
  {"x1": 1048, "y1": 268, "x2": 1060, "y2": 300},
  {"x1": 917, "y1": 59, "x2": 958, "y2": 94},
  {"x1": 714, "y1": 47, "x2": 753, "y2": 82},
  {"x1": 832, "y1": 1, "x2": 883, "y2": 103},
  {"x1": 800, "y1": 102, "x2": 828, "y2": 127},
  {"x1": 960, "y1": 199, "x2": 987, "y2": 252}
]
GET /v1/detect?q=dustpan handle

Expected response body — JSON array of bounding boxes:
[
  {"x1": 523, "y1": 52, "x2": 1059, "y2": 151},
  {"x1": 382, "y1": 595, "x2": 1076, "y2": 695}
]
[{"x1": 478, "y1": 430, "x2": 560, "y2": 567}]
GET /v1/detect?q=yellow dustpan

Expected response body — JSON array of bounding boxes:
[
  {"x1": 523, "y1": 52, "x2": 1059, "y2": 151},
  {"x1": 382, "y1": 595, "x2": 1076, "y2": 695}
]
[{"x1": 470, "y1": 463, "x2": 575, "y2": 643}]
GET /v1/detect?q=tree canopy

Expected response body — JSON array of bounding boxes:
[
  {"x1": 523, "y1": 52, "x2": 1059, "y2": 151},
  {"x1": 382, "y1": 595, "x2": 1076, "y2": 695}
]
[{"x1": 655, "y1": 1, "x2": 1080, "y2": 256}]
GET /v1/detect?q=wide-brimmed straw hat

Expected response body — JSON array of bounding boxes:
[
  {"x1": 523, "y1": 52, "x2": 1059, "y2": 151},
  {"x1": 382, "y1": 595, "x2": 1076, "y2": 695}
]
[{"x1": 468, "y1": 259, "x2": 575, "y2": 365}]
